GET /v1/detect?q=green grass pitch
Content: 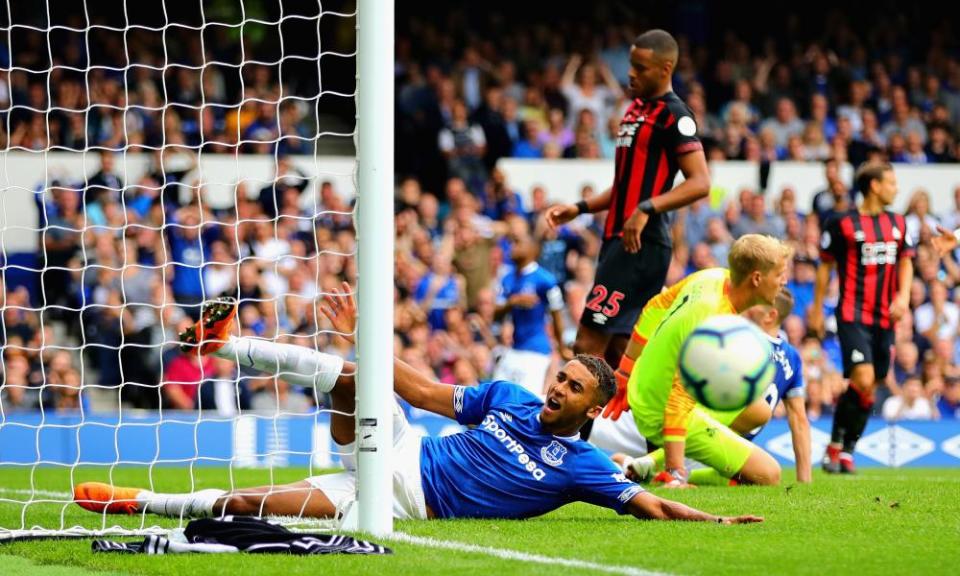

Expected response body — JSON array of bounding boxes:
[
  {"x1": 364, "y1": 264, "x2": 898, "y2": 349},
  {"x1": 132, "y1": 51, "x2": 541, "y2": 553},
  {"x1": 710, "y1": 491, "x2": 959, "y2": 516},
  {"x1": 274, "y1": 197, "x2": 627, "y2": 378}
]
[{"x1": 0, "y1": 467, "x2": 957, "y2": 575}]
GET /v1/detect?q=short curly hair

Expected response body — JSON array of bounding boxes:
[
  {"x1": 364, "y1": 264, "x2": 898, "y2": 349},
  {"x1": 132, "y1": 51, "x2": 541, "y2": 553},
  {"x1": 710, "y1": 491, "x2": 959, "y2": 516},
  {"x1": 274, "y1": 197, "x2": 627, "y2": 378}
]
[{"x1": 575, "y1": 354, "x2": 616, "y2": 405}]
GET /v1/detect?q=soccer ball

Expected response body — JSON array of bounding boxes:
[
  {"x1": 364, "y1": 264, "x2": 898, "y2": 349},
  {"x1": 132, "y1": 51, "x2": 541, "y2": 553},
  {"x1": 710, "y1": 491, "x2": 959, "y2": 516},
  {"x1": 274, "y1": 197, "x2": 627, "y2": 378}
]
[{"x1": 678, "y1": 315, "x2": 775, "y2": 411}]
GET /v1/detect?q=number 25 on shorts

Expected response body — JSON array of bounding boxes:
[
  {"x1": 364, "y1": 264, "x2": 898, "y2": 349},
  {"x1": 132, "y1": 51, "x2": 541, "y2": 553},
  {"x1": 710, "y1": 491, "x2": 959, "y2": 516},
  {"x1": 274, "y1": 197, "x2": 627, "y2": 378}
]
[{"x1": 585, "y1": 285, "x2": 625, "y2": 318}]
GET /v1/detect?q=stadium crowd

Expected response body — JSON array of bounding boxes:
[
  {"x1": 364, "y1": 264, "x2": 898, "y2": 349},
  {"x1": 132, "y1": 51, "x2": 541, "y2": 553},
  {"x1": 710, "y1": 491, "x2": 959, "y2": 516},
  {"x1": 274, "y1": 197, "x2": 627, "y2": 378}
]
[
  {"x1": 0, "y1": 4, "x2": 343, "y2": 156},
  {"x1": 396, "y1": 4, "x2": 960, "y2": 197},
  {"x1": 2, "y1": 5, "x2": 959, "y2": 424}
]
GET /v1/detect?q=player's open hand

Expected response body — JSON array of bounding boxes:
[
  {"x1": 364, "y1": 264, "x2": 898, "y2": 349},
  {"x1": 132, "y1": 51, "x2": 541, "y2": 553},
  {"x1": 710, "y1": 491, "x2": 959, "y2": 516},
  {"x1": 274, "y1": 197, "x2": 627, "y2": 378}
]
[
  {"x1": 719, "y1": 515, "x2": 764, "y2": 525},
  {"x1": 931, "y1": 225, "x2": 958, "y2": 257},
  {"x1": 545, "y1": 204, "x2": 579, "y2": 231},
  {"x1": 320, "y1": 281, "x2": 357, "y2": 343},
  {"x1": 622, "y1": 210, "x2": 649, "y2": 253}
]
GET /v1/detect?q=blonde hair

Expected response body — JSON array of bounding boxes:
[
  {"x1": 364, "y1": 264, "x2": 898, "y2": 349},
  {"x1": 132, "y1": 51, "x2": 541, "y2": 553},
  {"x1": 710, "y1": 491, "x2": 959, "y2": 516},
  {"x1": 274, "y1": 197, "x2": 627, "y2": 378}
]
[{"x1": 729, "y1": 234, "x2": 792, "y2": 285}]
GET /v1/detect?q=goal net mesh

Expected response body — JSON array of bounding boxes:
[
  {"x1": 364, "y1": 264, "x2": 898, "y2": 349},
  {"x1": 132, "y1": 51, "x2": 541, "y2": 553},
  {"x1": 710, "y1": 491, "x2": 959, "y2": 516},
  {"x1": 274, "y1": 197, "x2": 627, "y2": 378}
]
[{"x1": 0, "y1": 0, "x2": 359, "y2": 539}]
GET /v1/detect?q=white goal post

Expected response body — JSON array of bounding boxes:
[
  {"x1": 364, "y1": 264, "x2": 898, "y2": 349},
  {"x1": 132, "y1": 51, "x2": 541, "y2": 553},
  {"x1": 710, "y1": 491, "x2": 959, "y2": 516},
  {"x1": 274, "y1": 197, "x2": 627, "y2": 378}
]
[{"x1": 355, "y1": 0, "x2": 395, "y2": 537}]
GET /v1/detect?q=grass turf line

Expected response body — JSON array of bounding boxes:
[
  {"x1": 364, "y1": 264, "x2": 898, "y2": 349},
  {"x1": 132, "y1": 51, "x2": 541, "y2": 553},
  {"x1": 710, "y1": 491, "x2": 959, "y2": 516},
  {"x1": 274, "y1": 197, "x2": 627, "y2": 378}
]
[{"x1": 0, "y1": 467, "x2": 957, "y2": 576}]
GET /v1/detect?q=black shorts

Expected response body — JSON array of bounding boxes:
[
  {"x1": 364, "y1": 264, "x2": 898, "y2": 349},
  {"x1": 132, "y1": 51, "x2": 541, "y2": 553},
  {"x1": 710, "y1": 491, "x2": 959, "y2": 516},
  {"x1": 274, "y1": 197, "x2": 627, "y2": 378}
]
[
  {"x1": 836, "y1": 320, "x2": 894, "y2": 379},
  {"x1": 580, "y1": 238, "x2": 671, "y2": 335}
]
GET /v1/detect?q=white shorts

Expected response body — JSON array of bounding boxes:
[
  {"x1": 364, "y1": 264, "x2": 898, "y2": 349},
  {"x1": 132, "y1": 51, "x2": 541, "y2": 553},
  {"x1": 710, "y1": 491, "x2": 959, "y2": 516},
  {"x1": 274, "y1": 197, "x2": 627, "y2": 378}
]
[
  {"x1": 493, "y1": 348, "x2": 551, "y2": 396},
  {"x1": 588, "y1": 412, "x2": 648, "y2": 457},
  {"x1": 306, "y1": 398, "x2": 428, "y2": 520}
]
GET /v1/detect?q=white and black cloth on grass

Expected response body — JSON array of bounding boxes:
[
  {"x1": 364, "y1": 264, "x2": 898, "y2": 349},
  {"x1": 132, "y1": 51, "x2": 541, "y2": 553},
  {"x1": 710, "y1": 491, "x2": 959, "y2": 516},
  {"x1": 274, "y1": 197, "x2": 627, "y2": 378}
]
[{"x1": 92, "y1": 516, "x2": 392, "y2": 555}]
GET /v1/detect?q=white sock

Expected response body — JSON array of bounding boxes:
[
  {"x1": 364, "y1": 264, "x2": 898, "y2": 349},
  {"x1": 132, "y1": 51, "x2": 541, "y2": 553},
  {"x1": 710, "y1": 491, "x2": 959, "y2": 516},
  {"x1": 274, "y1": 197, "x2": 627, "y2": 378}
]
[
  {"x1": 138, "y1": 489, "x2": 227, "y2": 518},
  {"x1": 214, "y1": 336, "x2": 344, "y2": 394}
]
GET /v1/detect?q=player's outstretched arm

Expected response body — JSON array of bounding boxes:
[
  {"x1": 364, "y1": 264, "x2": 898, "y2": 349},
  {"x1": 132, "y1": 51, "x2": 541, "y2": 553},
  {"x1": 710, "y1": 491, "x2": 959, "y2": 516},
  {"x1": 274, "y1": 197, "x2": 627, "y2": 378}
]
[
  {"x1": 544, "y1": 187, "x2": 612, "y2": 230},
  {"x1": 784, "y1": 396, "x2": 812, "y2": 483},
  {"x1": 320, "y1": 283, "x2": 456, "y2": 419},
  {"x1": 393, "y1": 359, "x2": 456, "y2": 419},
  {"x1": 626, "y1": 492, "x2": 763, "y2": 524}
]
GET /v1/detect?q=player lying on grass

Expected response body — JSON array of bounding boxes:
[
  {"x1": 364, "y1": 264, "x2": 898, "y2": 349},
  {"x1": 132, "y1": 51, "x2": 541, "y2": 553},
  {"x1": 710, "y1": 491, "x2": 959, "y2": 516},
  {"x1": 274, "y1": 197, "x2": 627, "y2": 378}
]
[
  {"x1": 601, "y1": 234, "x2": 790, "y2": 488},
  {"x1": 597, "y1": 288, "x2": 811, "y2": 485},
  {"x1": 73, "y1": 286, "x2": 762, "y2": 524}
]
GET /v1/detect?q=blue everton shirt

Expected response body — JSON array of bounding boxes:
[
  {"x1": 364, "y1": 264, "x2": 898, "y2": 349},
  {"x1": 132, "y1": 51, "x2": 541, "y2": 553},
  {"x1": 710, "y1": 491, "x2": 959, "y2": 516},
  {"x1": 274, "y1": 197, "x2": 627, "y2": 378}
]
[
  {"x1": 419, "y1": 381, "x2": 644, "y2": 519},
  {"x1": 744, "y1": 335, "x2": 805, "y2": 440},
  {"x1": 167, "y1": 228, "x2": 208, "y2": 298},
  {"x1": 497, "y1": 263, "x2": 565, "y2": 355}
]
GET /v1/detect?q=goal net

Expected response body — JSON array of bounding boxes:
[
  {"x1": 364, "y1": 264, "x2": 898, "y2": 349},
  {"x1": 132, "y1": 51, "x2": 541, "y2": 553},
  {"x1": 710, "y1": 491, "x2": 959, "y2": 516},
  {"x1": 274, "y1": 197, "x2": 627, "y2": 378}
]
[{"x1": 0, "y1": 0, "x2": 393, "y2": 540}]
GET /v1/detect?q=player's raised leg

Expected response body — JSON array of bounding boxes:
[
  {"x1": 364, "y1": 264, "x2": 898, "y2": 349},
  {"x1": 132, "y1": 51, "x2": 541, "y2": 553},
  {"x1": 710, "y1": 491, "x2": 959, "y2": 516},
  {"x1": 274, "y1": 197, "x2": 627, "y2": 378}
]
[{"x1": 179, "y1": 297, "x2": 356, "y2": 444}]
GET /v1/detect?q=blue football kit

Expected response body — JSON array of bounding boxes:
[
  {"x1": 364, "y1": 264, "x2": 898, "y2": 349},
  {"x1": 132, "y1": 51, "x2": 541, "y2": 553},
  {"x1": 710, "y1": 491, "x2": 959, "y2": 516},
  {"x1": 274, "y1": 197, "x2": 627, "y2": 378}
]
[{"x1": 419, "y1": 381, "x2": 644, "y2": 519}]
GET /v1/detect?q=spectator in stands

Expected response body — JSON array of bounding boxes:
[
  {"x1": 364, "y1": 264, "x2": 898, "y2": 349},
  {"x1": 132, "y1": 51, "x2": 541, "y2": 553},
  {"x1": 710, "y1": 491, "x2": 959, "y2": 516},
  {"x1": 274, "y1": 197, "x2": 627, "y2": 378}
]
[
  {"x1": 914, "y1": 281, "x2": 958, "y2": 343},
  {"x1": 837, "y1": 80, "x2": 869, "y2": 135},
  {"x1": 415, "y1": 254, "x2": 465, "y2": 332},
  {"x1": 166, "y1": 206, "x2": 218, "y2": 317},
  {"x1": 809, "y1": 93, "x2": 837, "y2": 143},
  {"x1": 731, "y1": 191, "x2": 782, "y2": 238},
  {"x1": 904, "y1": 189, "x2": 940, "y2": 247},
  {"x1": 760, "y1": 97, "x2": 805, "y2": 148},
  {"x1": 248, "y1": 372, "x2": 313, "y2": 413},
  {"x1": 258, "y1": 155, "x2": 308, "y2": 218},
  {"x1": 439, "y1": 100, "x2": 488, "y2": 194},
  {"x1": 720, "y1": 79, "x2": 760, "y2": 130},
  {"x1": 757, "y1": 126, "x2": 783, "y2": 161},
  {"x1": 925, "y1": 123, "x2": 957, "y2": 163},
  {"x1": 537, "y1": 108, "x2": 575, "y2": 151},
  {"x1": 161, "y1": 350, "x2": 215, "y2": 410},
  {"x1": 881, "y1": 87, "x2": 927, "y2": 143},
  {"x1": 893, "y1": 341, "x2": 922, "y2": 386},
  {"x1": 787, "y1": 256, "x2": 817, "y2": 319},
  {"x1": 472, "y1": 85, "x2": 514, "y2": 171},
  {"x1": 882, "y1": 376, "x2": 938, "y2": 421},
  {"x1": 810, "y1": 158, "x2": 852, "y2": 226},
  {"x1": 452, "y1": 214, "x2": 498, "y2": 309},
  {"x1": 512, "y1": 119, "x2": 543, "y2": 158},
  {"x1": 686, "y1": 88, "x2": 723, "y2": 148},
  {"x1": 938, "y1": 377, "x2": 960, "y2": 419},
  {"x1": 41, "y1": 183, "x2": 83, "y2": 322},
  {"x1": 560, "y1": 54, "x2": 623, "y2": 137},
  {"x1": 482, "y1": 168, "x2": 526, "y2": 222},
  {"x1": 704, "y1": 217, "x2": 734, "y2": 266},
  {"x1": 87, "y1": 150, "x2": 123, "y2": 206},
  {"x1": 1, "y1": 353, "x2": 36, "y2": 409},
  {"x1": 801, "y1": 122, "x2": 831, "y2": 161}
]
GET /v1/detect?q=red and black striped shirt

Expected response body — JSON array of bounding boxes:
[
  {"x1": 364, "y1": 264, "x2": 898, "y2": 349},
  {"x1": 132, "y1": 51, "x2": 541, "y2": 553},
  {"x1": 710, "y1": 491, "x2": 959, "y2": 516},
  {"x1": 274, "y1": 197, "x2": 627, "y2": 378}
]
[
  {"x1": 604, "y1": 91, "x2": 702, "y2": 244},
  {"x1": 819, "y1": 211, "x2": 915, "y2": 329}
]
